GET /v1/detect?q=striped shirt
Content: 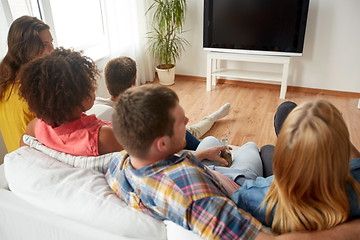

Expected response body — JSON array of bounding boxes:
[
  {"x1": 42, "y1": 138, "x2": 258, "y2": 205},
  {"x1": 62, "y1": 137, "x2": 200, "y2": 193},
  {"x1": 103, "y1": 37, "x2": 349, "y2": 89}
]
[{"x1": 106, "y1": 151, "x2": 261, "y2": 240}]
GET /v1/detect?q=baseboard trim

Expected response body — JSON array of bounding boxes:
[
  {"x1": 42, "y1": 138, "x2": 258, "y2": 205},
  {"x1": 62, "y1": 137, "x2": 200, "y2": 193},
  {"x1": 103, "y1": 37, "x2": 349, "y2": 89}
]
[{"x1": 175, "y1": 74, "x2": 360, "y2": 98}]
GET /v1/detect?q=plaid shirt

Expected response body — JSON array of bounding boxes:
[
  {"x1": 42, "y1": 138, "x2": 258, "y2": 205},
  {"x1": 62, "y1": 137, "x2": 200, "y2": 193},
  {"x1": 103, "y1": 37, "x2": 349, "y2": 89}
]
[{"x1": 106, "y1": 151, "x2": 262, "y2": 240}]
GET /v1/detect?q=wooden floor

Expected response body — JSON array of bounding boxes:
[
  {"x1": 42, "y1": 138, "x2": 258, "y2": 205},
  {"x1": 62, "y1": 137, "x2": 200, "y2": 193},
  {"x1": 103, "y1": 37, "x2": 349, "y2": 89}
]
[{"x1": 149, "y1": 76, "x2": 360, "y2": 150}]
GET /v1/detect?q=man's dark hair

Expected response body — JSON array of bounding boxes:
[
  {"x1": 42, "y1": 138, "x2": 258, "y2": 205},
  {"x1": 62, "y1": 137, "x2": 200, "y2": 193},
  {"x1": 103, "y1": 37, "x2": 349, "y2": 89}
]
[
  {"x1": 112, "y1": 85, "x2": 178, "y2": 158},
  {"x1": 19, "y1": 47, "x2": 99, "y2": 126},
  {"x1": 104, "y1": 57, "x2": 136, "y2": 98}
]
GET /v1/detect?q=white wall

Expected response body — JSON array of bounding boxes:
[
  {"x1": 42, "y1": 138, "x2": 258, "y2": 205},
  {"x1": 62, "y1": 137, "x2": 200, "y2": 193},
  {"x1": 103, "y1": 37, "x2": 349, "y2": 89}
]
[{"x1": 176, "y1": 0, "x2": 360, "y2": 93}]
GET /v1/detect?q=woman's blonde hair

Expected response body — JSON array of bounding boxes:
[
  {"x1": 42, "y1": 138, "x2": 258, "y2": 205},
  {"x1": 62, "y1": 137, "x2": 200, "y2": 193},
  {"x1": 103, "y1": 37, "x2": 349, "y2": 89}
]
[{"x1": 263, "y1": 99, "x2": 360, "y2": 233}]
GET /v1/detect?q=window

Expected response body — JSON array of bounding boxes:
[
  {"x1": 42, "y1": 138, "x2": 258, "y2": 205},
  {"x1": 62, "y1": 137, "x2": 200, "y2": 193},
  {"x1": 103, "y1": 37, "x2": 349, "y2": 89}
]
[{"x1": 45, "y1": 0, "x2": 108, "y2": 60}]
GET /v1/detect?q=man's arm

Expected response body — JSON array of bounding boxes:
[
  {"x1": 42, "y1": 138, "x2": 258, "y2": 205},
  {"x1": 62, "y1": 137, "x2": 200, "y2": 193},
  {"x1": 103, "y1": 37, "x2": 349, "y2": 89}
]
[
  {"x1": 185, "y1": 196, "x2": 262, "y2": 240},
  {"x1": 255, "y1": 219, "x2": 360, "y2": 240}
]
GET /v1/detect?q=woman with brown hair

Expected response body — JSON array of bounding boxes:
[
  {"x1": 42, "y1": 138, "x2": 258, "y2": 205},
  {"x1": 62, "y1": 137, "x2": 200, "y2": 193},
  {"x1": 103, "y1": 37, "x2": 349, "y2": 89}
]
[
  {"x1": 0, "y1": 16, "x2": 54, "y2": 152},
  {"x1": 231, "y1": 99, "x2": 360, "y2": 234}
]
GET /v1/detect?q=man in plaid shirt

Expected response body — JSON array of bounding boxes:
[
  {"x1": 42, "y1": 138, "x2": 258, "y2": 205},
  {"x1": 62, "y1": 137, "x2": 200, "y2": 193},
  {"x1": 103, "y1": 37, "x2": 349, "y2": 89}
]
[{"x1": 106, "y1": 85, "x2": 360, "y2": 240}]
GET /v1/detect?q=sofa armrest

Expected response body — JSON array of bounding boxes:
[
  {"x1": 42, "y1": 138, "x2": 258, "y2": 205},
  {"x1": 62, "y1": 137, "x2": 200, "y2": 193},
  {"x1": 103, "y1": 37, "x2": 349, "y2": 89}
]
[{"x1": 0, "y1": 164, "x2": 9, "y2": 190}]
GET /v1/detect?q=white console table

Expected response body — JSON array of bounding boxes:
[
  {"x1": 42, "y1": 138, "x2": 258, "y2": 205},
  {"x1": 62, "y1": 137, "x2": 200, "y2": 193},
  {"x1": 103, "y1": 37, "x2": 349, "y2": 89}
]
[{"x1": 206, "y1": 52, "x2": 291, "y2": 99}]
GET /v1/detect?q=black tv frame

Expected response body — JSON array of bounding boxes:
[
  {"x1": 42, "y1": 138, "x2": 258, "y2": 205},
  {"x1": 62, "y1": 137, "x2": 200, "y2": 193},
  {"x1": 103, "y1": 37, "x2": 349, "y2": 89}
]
[{"x1": 203, "y1": 0, "x2": 310, "y2": 56}]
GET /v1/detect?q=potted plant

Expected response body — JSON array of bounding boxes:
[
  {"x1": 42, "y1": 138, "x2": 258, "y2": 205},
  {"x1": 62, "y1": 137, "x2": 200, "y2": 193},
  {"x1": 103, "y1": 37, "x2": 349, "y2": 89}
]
[{"x1": 146, "y1": 0, "x2": 189, "y2": 85}]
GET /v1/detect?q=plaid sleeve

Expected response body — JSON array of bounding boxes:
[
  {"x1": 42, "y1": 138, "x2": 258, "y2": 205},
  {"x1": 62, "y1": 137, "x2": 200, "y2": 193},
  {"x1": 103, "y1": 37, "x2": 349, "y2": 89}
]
[{"x1": 187, "y1": 196, "x2": 262, "y2": 240}]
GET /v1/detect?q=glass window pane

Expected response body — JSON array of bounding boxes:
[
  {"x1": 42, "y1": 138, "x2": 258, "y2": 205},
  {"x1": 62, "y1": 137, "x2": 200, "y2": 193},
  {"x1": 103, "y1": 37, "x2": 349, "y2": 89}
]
[
  {"x1": 8, "y1": 0, "x2": 40, "y2": 19},
  {"x1": 49, "y1": 0, "x2": 105, "y2": 49}
]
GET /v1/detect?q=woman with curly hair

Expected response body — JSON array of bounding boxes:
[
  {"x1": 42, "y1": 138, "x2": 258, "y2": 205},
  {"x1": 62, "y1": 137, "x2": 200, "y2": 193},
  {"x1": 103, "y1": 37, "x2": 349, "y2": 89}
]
[
  {"x1": 231, "y1": 99, "x2": 360, "y2": 234},
  {"x1": 0, "y1": 15, "x2": 54, "y2": 152},
  {"x1": 19, "y1": 48, "x2": 123, "y2": 156}
]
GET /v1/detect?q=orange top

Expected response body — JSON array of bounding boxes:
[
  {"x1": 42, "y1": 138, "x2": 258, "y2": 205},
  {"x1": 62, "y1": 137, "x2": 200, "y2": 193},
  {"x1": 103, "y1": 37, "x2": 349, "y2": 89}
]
[{"x1": 35, "y1": 113, "x2": 112, "y2": 156}]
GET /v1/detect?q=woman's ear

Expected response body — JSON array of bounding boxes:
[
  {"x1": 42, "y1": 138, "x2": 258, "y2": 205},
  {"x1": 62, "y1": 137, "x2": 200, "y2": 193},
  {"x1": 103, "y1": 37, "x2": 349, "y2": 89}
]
[
  {"x1": 81, "y1": 97, "x2": 92, "y2": 112},
  {"x1": 110, "y1": 95, "x2": 118, "y2": 102}
]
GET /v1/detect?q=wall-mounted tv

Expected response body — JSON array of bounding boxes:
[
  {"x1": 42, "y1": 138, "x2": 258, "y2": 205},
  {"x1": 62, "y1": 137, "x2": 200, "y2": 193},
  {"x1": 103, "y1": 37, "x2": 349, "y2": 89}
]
[{"x1": 203, "y1": 0, "x2": 310, "y2": 56}]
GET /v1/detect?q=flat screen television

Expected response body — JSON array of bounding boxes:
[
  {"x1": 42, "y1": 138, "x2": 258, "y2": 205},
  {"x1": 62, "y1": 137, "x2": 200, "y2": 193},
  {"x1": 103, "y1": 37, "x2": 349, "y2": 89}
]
[{"x1": 203, "y1": 0, "x2": 310, "y2": 56}]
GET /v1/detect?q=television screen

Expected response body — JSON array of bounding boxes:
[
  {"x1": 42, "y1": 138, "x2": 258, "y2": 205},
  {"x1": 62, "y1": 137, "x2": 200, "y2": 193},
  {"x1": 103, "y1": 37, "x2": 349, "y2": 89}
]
[{"x1": 203, "y1": 0, "x2": 310, "y2": 56}]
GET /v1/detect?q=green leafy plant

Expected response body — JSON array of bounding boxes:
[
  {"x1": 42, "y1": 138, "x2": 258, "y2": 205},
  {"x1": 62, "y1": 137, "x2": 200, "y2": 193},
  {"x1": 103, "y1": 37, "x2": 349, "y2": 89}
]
[{"x1": 146, "y1": 0, "x2": 189, "y2": 70}]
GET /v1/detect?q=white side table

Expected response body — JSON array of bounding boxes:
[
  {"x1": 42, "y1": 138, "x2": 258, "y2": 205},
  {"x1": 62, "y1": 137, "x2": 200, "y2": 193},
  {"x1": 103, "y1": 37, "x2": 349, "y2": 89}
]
[{"x1": 206, "y1": 52, "x2": 291, "y2": 99}]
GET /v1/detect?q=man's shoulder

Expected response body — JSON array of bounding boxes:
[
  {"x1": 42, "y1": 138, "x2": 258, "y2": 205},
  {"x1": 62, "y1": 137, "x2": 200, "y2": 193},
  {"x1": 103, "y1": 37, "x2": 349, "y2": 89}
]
[
  {"x1": 105, "y1": 151, "x2": 133, "y2": 200},
  {"x1": 107, "y1": 151, "x2": 129, "y2": 174}
]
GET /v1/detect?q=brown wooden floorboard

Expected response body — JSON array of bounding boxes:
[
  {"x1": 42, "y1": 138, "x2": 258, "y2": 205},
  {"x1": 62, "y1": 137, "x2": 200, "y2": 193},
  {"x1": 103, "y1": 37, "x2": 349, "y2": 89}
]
[{"x1": 147, "y1": 76, "x2": 360, "y2": 151}]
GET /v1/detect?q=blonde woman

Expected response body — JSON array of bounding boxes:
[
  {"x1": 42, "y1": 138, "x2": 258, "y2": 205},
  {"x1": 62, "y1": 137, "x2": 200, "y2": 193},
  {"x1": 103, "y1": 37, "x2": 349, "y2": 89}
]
[{"x1": 231, "y1": 99, "x2": 360, "y2": 234}]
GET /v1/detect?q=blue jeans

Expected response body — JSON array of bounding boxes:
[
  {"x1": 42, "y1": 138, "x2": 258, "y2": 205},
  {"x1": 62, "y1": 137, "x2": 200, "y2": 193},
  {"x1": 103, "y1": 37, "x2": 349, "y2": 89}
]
[
  {"x1": 261, "y1": 101, "x2": 297, "y2": 177},
  {"x1": 185, "y1": 130, "x2": 200, "y2": 150}
]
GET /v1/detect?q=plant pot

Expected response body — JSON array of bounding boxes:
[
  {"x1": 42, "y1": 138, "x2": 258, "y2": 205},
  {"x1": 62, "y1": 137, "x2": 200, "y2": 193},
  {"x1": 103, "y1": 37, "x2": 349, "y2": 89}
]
[{"x1": 156, "y1": 65, "x2": 176, "y2": 85}]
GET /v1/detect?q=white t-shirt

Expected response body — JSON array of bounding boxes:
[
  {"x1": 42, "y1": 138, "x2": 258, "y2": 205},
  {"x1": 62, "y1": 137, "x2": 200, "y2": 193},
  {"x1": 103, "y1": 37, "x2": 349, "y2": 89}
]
[{"x1": 86, "y1": 97, "x2": 114, "y2": 122}]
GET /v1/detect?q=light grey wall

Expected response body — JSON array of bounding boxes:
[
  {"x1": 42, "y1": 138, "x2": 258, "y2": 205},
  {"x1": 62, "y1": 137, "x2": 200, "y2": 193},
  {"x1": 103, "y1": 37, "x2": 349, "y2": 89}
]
[
  {"x1": 0, "y1": 131, "x2": 6, "y2": 164},
  {"x1": 176, "y1": 0, "x2": 360, "y2": 93}
]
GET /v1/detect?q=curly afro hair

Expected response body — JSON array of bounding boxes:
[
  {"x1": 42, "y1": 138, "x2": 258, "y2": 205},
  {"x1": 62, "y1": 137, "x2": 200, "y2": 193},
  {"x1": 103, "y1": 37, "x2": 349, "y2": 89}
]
[{"x1": 19, "y1": 47, "x2": 99, "y2": 126}]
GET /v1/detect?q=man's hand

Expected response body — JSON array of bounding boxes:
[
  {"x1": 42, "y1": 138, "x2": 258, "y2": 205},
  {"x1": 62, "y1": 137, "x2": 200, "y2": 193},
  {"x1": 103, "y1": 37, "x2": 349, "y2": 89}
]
[{"x1": 193, "y1": 146, "x2": 230, "y2": 166}]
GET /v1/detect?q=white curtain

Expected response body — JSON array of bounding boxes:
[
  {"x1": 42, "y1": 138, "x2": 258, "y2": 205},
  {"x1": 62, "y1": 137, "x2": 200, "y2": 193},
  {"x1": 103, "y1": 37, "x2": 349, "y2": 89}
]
[{"x1": 103, "y1": 0, "x2": 155, "y2": 85}]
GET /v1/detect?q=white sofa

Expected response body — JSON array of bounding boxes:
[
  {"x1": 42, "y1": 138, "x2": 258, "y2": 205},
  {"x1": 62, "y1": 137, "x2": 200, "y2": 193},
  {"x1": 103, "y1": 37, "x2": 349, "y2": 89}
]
[
  {"x1": 0, "y1": 146, "x2": 201, "y2": 240},
  {"x1": 0, "y1": 102, "x2": 203, "y2": 240}
]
